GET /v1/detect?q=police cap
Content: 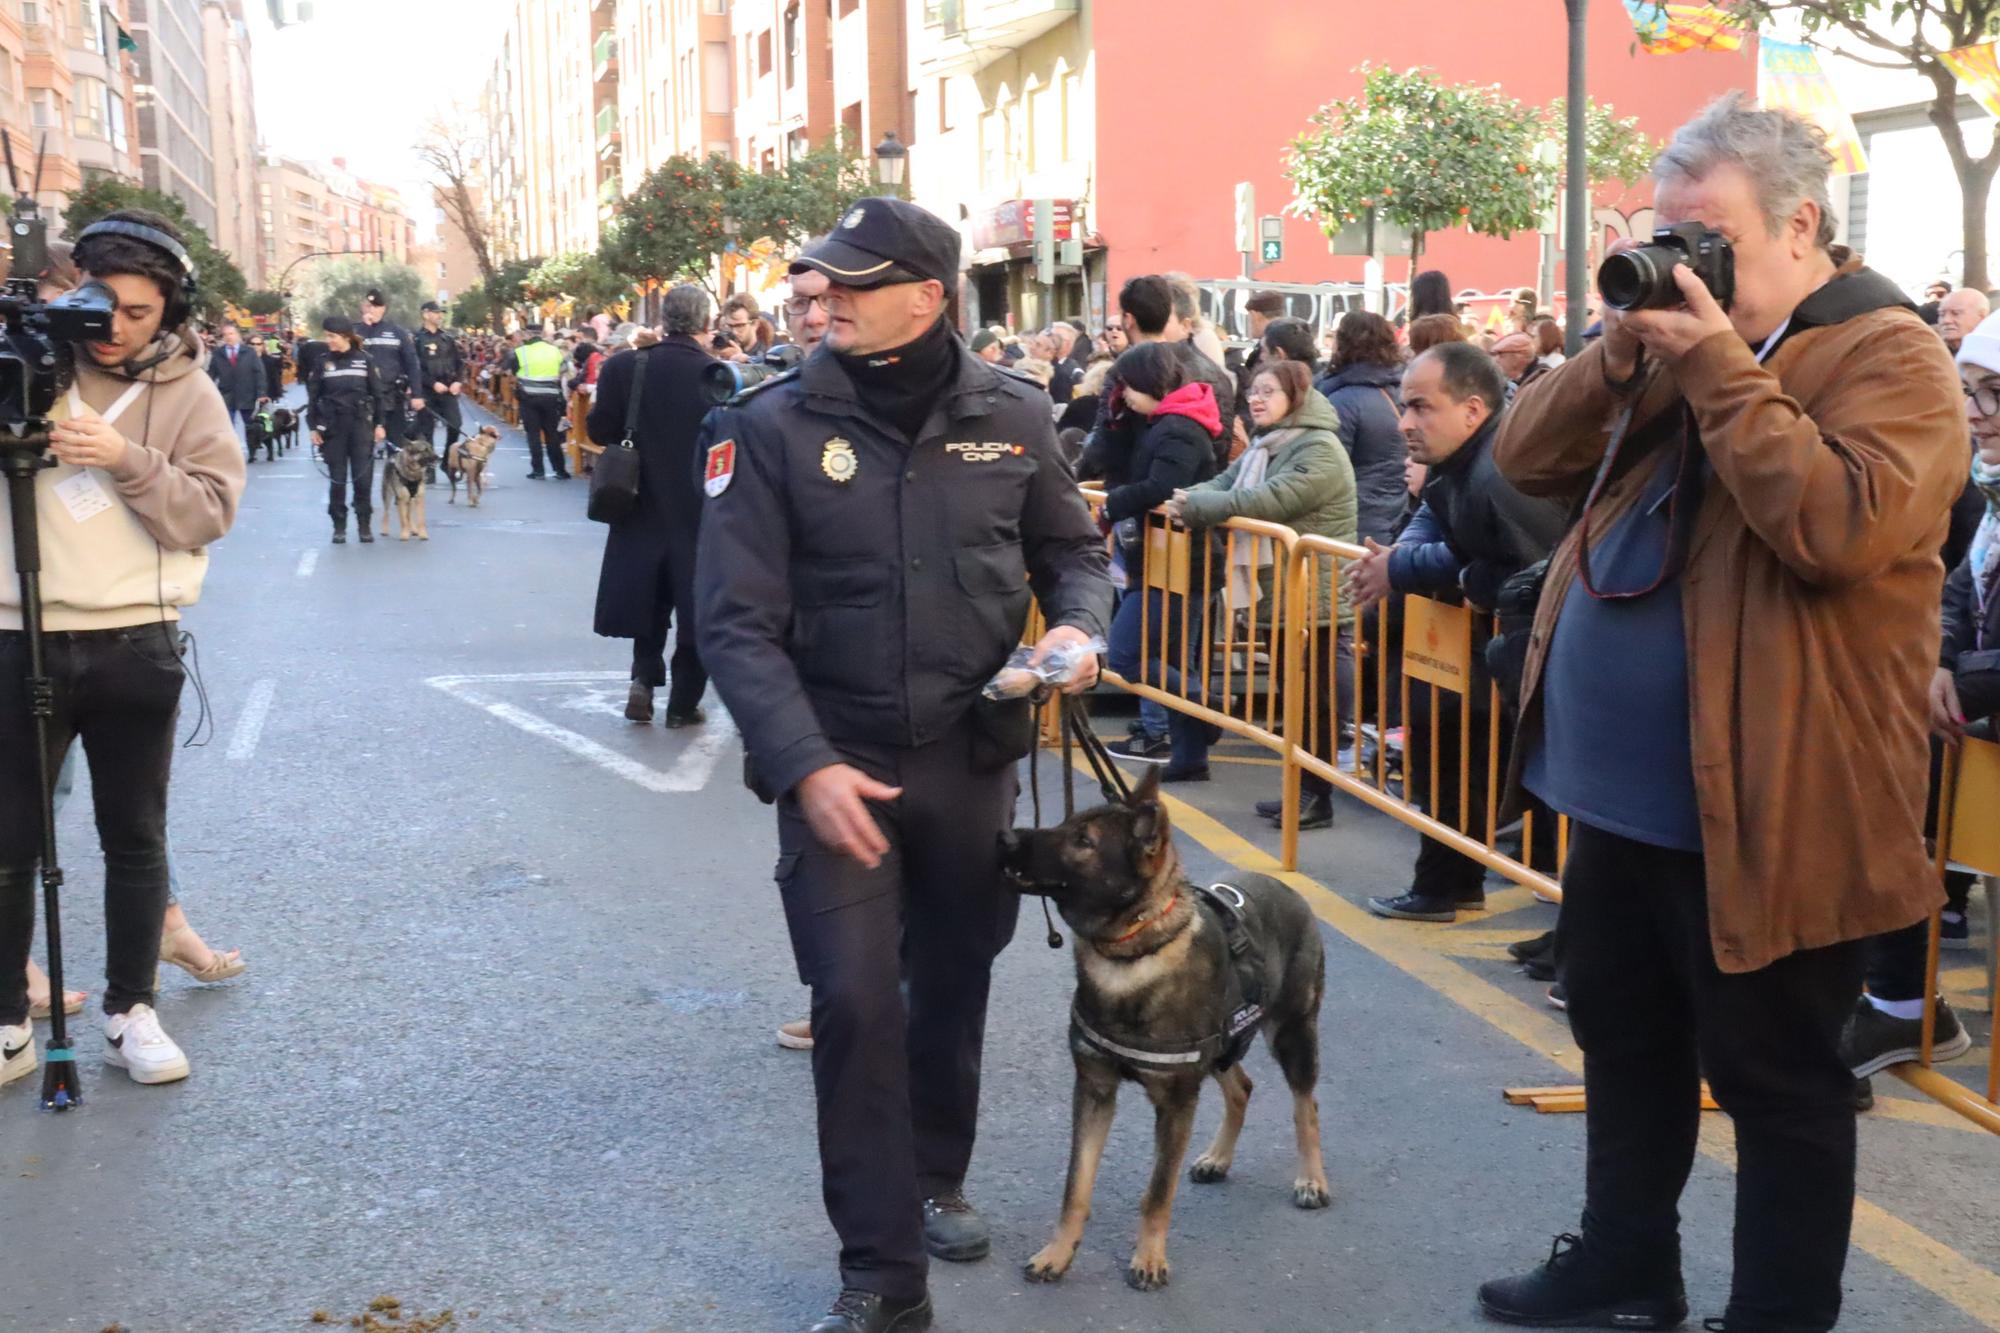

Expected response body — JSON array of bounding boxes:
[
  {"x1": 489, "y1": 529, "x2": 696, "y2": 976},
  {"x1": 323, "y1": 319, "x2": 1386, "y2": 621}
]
[
  {"x1": 420, "y1": 300, "x2": 443, "y2": 313},
  {"x1": 789, "y1": 197, "x2": 959, "y2": 290}
]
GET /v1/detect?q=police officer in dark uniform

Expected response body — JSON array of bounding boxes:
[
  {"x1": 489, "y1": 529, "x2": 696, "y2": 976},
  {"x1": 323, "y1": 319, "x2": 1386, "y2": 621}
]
[
  {"x1": 412, "y1": 301, "x2": 467, "y2": 479},
  {"x1": 307, "y1": 315, "x2": 389, "y2": 544},
  {"x1": 357, "y1": 288, "x2": 423, "y2": 452},
  {"x1": 697, "y1": 199, "x2": 1112, "y2": 1333}
]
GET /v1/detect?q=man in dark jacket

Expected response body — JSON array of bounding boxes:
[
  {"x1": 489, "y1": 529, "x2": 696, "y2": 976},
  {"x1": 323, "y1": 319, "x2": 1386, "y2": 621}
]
[
  {"x1": 697, "y1": 198, "x2": 1111, "y2": 1333},
  {"x1": 357, "y1": 289, "x2": 423, "y2": 449},
  {"x1": 412, "y1": 301, "x2": 468, "y2": 459},
  {"x1": 1350, "y1": 343, "x2": 1564, "y2": 922},
  {"x1": 588, "y1": 284, "x2": 716, "y2": 727},
  {"x1": 208, "y1": 324, "x2": 266, "y2": 459}
]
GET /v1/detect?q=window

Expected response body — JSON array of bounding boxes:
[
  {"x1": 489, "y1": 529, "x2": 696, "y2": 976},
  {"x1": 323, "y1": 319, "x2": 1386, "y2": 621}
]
[
  {"x1": 21, "y1": 2, "x2": 44, "y2": 25},
  {"x1": 106, "y1": 86, "x2": 124, "y2": 150},
  {"x1": 72, "y1": 75, "x2": 107, "y2": 139},
  {"x1": 783, "y1": 5, "x2": 798, "y2": 87},
  {"x1": 30, "y1": 90, "x2": 58, "y2": 130},
  {"x1": 702, "y1": 41, "x2": 730, "y2": 114},
  {"x1": 74, "y1": 0, "x2": 103, "y2": 52},
  {"x1": 757, "y1": 29, "x2": 771, "y2": 78},
  {"x1": 838, "y1": 0, "x2": 856, "y2": 15},
  {"x1": 702, "y1": 0, "x2": 726, "y2": 12},
  {"x1": 841, "y1": 99, "x2": 861, "y2": 147},
  {"x1": 937, "y1": 80, "x2": 952, "y2": 133}
]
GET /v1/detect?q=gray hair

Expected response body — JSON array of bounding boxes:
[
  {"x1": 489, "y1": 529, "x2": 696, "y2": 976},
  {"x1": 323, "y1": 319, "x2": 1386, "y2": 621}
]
[
  {"x1": 1654, "y1": 91, "x2": 1838, "y2": 249},
  {"x1": 662, "y1": 283, "x2": 711, "y2": 336}
]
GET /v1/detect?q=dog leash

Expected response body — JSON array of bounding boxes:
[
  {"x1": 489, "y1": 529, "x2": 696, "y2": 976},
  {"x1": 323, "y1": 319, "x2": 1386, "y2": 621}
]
[{"x1": 1023, "y1": 694, "x2": 1132, "y2": 952}]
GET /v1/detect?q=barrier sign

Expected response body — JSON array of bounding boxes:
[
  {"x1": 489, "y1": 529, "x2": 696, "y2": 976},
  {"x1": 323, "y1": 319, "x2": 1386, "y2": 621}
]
[
  {"x1": 1144, "y1": 521, "x2": 1193, "y2": 596},
  {"x1": 1949, "y1": 735, "x2": 2000, "y2": 875},
  {"x1": 1402, "y1": 595, "x2": 1473, "y2": 693}
]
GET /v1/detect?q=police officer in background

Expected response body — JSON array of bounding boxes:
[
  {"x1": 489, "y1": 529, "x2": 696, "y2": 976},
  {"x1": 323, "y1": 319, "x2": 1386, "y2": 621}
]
[
  {"x1": 507, "y1": 325, "x2": 571, "y2": 479},
  {"x1": 357, "y1": 289, "x2": 422, "y2": 452},
  {"x1": 412, "y1": 301, "x2": 467, "y2": 470},
  {"x1": 697, "y1": 198, "x2": 1112, "y2": 1333}
]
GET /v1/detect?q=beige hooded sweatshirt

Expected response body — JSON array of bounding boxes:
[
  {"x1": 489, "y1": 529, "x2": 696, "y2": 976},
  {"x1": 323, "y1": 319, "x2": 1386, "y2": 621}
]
[{"x1": 0, "y1": 328, "x2": 245, "y2": 631}]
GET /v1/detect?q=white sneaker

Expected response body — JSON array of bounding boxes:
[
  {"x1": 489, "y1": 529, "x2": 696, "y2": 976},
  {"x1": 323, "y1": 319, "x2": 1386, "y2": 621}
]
[
  {"x1": 1, "y1": 1019, "x2": 35, "y2": 1090},
  {"x1": 103, "y1": 1004, "x2": 190, "y2": 1084}
]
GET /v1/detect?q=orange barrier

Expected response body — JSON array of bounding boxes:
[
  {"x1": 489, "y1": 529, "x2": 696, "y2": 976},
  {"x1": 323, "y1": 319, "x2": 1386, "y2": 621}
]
[{"x1": 568, "y1": 389, "x2": 601, "y2": 477}]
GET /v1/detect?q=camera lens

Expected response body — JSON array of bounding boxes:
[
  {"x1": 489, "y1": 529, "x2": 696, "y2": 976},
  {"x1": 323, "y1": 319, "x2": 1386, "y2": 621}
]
[
  {"x1": 1599, "y1": 249, "x2": 1656, "y2": 311},
  {"x1": 698, "y1": 361, "x2": 745, "y2": 406}
]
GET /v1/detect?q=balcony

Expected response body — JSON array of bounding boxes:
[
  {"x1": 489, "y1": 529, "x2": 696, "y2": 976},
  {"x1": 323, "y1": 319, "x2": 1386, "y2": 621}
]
[
  {"x1": 917, "y1": 0, "x2": 1077, "y2": 77},
  {"x1": 596, "y1": 105, "x2": 621, "y2": 162},
  {"x1": 592, "y1": 32, "x2": 617, "y2": 87}
]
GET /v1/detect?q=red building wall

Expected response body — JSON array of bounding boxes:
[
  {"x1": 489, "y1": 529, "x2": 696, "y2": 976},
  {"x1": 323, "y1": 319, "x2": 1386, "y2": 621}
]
[{"x1": 1091, "y1": 0, "x2": 1756, "y2": 297}]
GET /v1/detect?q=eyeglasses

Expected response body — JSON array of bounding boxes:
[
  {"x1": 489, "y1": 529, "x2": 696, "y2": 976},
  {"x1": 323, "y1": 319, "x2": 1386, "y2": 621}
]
[
  {"x1": 1965, "y1": 380, "x2": 2000, "y2": 417},
  {"x1": 1245, "y1": 386, "x2": 1281, "y2": 400},
  {"x1": 783, "y1": 294, "x2": 827, "y2": 318}
]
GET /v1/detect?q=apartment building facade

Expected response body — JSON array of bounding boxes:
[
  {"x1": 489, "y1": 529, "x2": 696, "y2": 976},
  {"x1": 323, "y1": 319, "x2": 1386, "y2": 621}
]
[
  {"x1": 0, "y1": 0, "x2": 143, "y2": 228},
  {"x1": 483, "y1": 0, "x2": 619, "y2": 260},
  {"x1": 198, "y1": 0, "x2": 258, "y2": 283},
  {"x1": 128, "y1": 0, "x2": 215, "y2": 232}
]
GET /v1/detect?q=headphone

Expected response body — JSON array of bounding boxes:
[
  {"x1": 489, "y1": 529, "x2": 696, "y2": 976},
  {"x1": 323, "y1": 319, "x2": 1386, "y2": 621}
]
[{"x1": 74, "y1": 218, "x2": 200, "y2": 331}]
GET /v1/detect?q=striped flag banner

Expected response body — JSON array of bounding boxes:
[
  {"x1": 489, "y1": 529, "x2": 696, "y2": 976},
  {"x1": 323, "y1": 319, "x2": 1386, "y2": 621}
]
[
  {"x1": 1622, "y1": 1, "x2": 1747, "y2": 54},
  {"x1": 1759, "y1": 38, "x2": 1868, "y2": 175},
  {"x1": 1940, "y1": 42, "x2": 2000, "y2": 120}
]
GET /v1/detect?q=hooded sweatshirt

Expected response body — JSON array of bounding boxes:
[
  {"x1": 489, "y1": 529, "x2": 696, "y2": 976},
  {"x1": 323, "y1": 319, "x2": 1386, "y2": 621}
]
[
  {"x1": 1101, "y1": 381, "x2": 1222, "y2": 525},
  {"x1": 0, "y1": 328, "x2": 245, "y2": 631}
]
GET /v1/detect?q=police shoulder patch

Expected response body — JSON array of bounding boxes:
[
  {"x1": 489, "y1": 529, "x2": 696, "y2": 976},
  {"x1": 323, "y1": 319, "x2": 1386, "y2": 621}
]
[{"x1": 703, "y1": 439, "x2": 737, "y2": 497}]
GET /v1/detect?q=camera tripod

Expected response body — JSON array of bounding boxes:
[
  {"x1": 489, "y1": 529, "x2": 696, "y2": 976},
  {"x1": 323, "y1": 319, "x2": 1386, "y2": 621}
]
[{"x1": 4, "y1": 439, "x2": 81, "y2": 1110}]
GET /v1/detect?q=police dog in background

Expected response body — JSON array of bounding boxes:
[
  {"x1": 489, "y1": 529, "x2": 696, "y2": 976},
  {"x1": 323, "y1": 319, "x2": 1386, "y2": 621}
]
[
  {"x1": 999, "y1": 767, "x2": 1330, "y2": 1292},
  {"x1": 269, "y1": 406, "x2": 300, "y2": 453},
  {"x1": 447, "y1": 425, "x2": 501, "y2": 508},
  {"x1": 381, "y1": 438, "x2": 438, "y2": 540}
]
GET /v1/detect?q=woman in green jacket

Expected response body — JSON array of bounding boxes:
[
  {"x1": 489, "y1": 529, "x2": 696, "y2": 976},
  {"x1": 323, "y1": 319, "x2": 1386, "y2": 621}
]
[{"x1": 1168, "y1": 359, "x2": 1358, "y2": 828}]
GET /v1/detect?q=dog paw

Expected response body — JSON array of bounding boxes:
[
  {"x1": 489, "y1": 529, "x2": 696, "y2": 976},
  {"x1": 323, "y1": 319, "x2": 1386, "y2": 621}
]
[
  {"x1": 1291, "y1": 1178, "x2": 1332, "y2": 1210},
  {"x1": 1188, "y1": 1155, "x2": 1230, "y2": 1184},
  {"x1": 1124, "y1": 1253, "x2": 1171, "y2": 1292},
  {"x1": 1023, "y1": 1245, "x2": 1072, "y2": 1284}
]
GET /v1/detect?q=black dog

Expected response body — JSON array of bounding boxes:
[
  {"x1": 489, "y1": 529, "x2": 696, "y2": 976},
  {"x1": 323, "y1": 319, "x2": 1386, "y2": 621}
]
[
  {"x1": 999, "y1": 767, "x2": 1330, "y2": 1293},
  {"x1": 269, "y1": 405, "x2": 299, "y2": 453}
]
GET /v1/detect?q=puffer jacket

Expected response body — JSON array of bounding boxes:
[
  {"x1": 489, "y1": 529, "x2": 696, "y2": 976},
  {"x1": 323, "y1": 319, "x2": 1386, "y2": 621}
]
[
  {"x1": 1181, "y1": 388, "x2": 1356, "y2": 625},
  {"x1": 1102, "y1": 381, "x2": 1222, "y2": 525},
  {"x1": 1316, "y1": 359, "x2": 1410, "y2": 544}
]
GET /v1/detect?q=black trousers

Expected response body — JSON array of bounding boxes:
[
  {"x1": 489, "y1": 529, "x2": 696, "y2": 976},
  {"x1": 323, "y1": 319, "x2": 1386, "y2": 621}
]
[
  {"x1": 1558, "y1": 821, "x2": 1866, "y2": 1332},
  {"x1": 631, "y1": 551, "x2": 707, "y2": 713},
  {"x1": 322, "y1": 418, "x2": 374, "y2": 525},
  {"x1": 1301, "y1": 625, "x2": 1357, "y2": 800},
  {"x1": 774, "y1": 721, "x2": 1021, "y2": 1302},
  {"x1": 415, "y1": 393, "x2": 464, "y2": 451},
  {"x1": 1862, "y1": 737, "x2": 1972, "y2": 1002},
  {"x1": 1404, "y1": 685, "x2": 1499, "y2": 899},
  {"x1": 0, "y1": 625, "x2": 184, "y2": 1025},
  {"x1": 519, "y1": 397, "x2": 568, "y2": 476}
]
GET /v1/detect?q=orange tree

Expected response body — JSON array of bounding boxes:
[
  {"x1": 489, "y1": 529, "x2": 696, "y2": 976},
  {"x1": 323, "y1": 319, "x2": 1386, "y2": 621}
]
[
  {"x1": 1286, "y1": 65, "x2": 1655, "y2": 275},
  {"x1": 605, "y1": 152, "x2": 743, "y2": 292}
]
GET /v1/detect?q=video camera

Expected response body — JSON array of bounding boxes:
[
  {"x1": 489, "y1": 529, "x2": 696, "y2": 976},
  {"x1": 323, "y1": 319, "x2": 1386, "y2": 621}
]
[
  {"x1": 0, "y1": 145, "x2": 114, "y2": 445},
  {"x1": 1597, "y1": 221, "x2": 1735, "y2": 313},
  {"x1": 699, "y1": 342, "x2": 805, "y2": 406}
]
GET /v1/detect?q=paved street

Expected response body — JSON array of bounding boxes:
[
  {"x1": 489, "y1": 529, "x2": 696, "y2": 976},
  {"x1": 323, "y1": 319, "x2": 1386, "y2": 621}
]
[{"x1": 3, "y1": 394, "x2": 1996, "y2": 1333}]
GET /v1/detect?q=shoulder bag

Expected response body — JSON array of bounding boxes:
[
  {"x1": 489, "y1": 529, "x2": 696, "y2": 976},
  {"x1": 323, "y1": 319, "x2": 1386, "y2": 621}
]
[{"x1": 587, "y1": 348, "x2": 650, "y2": 524}]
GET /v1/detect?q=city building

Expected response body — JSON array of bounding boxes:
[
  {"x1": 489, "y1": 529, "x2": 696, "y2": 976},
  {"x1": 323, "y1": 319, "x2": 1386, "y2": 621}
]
[
  {"x1": 128, "y1": 0, "x2": 217, "y2": 233},
  {"x1": 256, "y1": 152, "x2": 417, "y2": 299},
  {"x1": 481, "y1": 0, "x2": 617, "y2": 260},
  {"x1": 3, "y1": 0, "x2": 144, "y2": 228},
  {"x1": 613, "y1": 0, "x2": 732, "y2": 187},
  {"x1": 433, "y1": 181, "x2": 486, "y2": 306},
  {"x1": 67, "y1": 0, "x2": 144, "y2": 192},
  {"x1": 199, "y1": 0, "x2": 259, "y2": 284},
  {"x1": 903, "y1": 0, "x2": 1755, "y2": 330},
  {"x1": 729, "y1": 0, "x2": 832, "y2": 171}
]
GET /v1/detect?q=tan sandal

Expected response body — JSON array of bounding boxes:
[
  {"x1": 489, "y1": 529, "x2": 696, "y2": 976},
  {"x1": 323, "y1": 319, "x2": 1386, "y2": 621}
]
[
  {"x1": 159, "y1": 924, "x2": 246, "y2": 983},
  {"x1": 29, "y1": 989, "x2": 85, "y2": 1020}
]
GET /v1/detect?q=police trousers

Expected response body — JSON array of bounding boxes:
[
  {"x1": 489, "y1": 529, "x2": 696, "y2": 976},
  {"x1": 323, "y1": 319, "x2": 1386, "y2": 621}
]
[
  {"x1": 518, "y1": 396, "x2": 567, "y2": 476},
  {"x1": 415, "y1": 392, "x2": 463, "y2": 451},
  {"x1": 773, "y1": 719, "x2": 1021, "y2": 1302},
  {"x1": 321, "y1": 418, "x2": 374, "y2": 525}
]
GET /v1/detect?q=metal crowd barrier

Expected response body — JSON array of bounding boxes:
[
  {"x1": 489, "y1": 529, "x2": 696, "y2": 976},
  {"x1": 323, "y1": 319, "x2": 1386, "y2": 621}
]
[{"x1": 1057, "y1": 490, "x2": 1996, "y2": 1137}]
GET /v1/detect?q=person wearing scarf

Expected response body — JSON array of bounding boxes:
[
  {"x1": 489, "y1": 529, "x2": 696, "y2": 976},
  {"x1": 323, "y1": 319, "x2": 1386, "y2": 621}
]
[{"x1": 1171, "y1": 359, "x2": 1357, "y2": 827}]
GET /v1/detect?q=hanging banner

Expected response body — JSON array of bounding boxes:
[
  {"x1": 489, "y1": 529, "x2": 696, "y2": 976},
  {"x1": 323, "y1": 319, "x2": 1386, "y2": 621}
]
[
  {"x1": 1759, "y1": 39, "x2": 1868, "y2": 175},
  {"x1": 1940, "y1": 42, "x2": 2000, "y2": 120},
  {"x1": 1622, "y1": 2, "x2": 1746, "y2": 54}
]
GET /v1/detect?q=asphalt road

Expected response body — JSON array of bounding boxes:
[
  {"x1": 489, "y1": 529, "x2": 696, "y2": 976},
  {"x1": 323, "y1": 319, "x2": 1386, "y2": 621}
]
[{"x1": 2, "y1": 391, "x2": 1995, "y2": 1333}]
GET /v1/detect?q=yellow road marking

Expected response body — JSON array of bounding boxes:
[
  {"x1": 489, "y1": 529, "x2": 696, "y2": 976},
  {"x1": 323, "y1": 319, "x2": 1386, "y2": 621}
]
[{"x1": 1149, "y1": 785, "x2": 2000, "y2": 1331}]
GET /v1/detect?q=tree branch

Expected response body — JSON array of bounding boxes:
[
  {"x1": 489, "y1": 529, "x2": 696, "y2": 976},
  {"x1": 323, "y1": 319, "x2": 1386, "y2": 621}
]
[{"x1": 1748, "y1": 0, "x2": 1921, "y2": 62}]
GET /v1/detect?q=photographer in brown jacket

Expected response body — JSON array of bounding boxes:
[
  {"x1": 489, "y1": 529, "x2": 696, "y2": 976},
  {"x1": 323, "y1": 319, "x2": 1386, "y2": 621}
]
[{"x1": 1478, "y1": 96, "x2": 1964, "y2": 1333}]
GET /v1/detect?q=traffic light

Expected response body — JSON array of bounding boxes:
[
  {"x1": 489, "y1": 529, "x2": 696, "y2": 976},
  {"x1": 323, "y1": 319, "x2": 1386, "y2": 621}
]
[
  {"x1": 1234, "y1": 182, "x2": 1256, "y2": 255},
  {"x1": 1259, "y1": 215, "x2": 1283, "y2": 265}
]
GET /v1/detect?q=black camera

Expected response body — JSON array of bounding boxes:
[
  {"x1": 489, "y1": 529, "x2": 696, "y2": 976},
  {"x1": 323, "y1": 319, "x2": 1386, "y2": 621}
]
[
  {"x1": 699, "y1": 342, "x2": 805, "y2": 406},
  {"x1": 0, "y1": 200, "x2": 114, "y2": 442},
  {"x1": 1597, "y1": 221, "x2": 1735, "y2": 313}
]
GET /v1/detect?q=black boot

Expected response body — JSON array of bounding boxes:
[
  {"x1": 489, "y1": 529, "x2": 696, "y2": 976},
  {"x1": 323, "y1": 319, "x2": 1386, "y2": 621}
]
[
  {"x1": 358, "y1": 517, "x2": 374, "y2": 544},
  {"x1": 331, "y1": 516, "x2": 346, "y2": 545},
  {"x1": 1255, "y1": 792, "x2": 1334, "y2": 829},
  {"x1": 1477, "y1": 1232, "x2": 1687, "y2": 1329},
  {"x1": 922, "y1": 1190, "x2": 991, "y2": 1261},
  {"x1": 805, "y1": 1288, "x2": 933, "y2": 1333}
]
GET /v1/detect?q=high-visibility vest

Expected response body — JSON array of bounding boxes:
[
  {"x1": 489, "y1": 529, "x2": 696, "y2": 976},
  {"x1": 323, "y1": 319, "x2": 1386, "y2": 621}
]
[{"x1": 514, "y1": 340, "x2": 564, "y2": 397}]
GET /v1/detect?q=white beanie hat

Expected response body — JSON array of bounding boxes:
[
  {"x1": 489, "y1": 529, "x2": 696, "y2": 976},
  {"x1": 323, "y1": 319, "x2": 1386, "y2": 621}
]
[{"x1": 1955, "y1": 309, "x2": 2000, "y2": 376}]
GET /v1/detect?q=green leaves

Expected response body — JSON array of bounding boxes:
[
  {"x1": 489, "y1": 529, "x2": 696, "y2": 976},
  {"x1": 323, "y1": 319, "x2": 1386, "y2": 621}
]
[
  {"x1": 62, "y1": 177, "x2": 247, "y2": 320},
  {"x1": 1285, "y1": 66, "x2": 1659, "y2": 254},
  {"x1": 291, "y1": 258, "x2": 428, "y2": 332}
]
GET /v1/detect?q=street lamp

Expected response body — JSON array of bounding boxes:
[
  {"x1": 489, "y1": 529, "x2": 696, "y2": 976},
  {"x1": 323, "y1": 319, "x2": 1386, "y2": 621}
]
[
  {"x1": 873, "y1": 130, "x2": 907, "y2": 197},
  {"x1": 276, "y1": 247, "x2": 384, "y2": 336}
]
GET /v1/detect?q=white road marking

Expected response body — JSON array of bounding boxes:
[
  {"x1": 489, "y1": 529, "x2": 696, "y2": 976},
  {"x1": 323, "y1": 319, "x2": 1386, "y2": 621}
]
[
  {"x1": 295, "y1": 548, "x2": 319, "y2": 578},
  {"x1": 227, "y1": 678, "x2": 277, "y2": 761},
  {"x1": 426, "y1": 671, "x2": 737, "y2": 793}
]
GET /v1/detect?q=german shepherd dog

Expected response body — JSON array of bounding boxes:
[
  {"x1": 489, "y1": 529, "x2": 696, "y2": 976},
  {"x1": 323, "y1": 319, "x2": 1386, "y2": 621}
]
[
  {"x1": 998, "y1": 767, "x2": 1330, "y2": 1292},
  {"x1": 448, "y1": 425, "x2": 501, "y2": 507},
  {"x1": 381, "y1": 438, "x2": 437, "y2": 540}
]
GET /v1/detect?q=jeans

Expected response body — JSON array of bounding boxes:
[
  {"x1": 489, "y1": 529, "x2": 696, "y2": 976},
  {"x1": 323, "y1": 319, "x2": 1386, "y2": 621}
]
[
  {"x1": 1558, "y1": 821, "x2": 1865, "y2": 1332},
  {"x1": 321, "y1": 417, "x2": 374, "y2": 526},
  {"x1": 1107, "y1": 586, "x2": 1210, "y2": 771},
  {"x1": 519, "y1": 397, "x2": 568, "y2": 476},
  {"x1": 53, "y1": 743, "x2": 183, "y2": 905},
  {"x1": 0, "y1": 624, "x2": 185, "y2": 1025}
]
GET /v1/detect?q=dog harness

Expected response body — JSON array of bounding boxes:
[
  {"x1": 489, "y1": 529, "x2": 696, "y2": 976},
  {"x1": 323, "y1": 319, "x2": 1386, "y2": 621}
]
[{"x1": 1069, "y1": 882, "x2": 1269, "y2": 1074}]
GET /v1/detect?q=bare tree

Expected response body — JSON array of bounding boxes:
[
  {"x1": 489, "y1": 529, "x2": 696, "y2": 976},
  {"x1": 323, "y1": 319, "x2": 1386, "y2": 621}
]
[{"x1": 416, "y1": 107, "x2": 500, "y2": 290}]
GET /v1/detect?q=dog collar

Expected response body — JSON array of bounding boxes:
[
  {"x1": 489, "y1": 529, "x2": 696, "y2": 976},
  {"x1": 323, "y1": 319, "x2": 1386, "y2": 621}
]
[{"x1": 1104, "y1": 889, "x2": 1179, "y2": 946}]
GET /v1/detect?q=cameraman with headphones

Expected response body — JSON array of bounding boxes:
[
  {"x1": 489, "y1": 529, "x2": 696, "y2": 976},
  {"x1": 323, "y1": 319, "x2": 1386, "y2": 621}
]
[{"x1": 0, "y1": 208, "x2": 243, "y2": 1093}]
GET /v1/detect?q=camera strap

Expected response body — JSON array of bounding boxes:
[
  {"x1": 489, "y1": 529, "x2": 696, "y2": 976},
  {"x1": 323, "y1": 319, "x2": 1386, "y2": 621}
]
[
  {"x1": 63, "y1": 380, "x2": 147, "y2": 429},
  {"x1": 1575, "y1": 394, "x2": 1703, "y2": 603}
]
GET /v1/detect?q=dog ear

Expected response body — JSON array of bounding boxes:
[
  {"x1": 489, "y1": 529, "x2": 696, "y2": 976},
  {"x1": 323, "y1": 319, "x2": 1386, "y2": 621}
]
[
  {"x1": 1127, "y1": 771, "x2": 1170, "y2": 874},
  {"x1": 1127, "y1": 766, "x2": 1162, "y2": 808}
]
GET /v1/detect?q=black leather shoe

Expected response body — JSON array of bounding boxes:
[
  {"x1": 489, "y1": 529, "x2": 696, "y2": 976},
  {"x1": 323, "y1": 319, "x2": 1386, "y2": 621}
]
[
  {"x1": 805, "y1": 1288, "x2": 933, "y2": 1333},
  {"x1": 1509, "y1": 930, "x2": 1556, "y2": 964},
  {"x1": 922, "y1": 1190, "x2": 991, "y2": 1262},
  {"x1": 1255, "y1": 794, "x2": 1334, "y2": 828},
  {"x1": 1477, "y1": 1233, "x2": 1687, "y2": 1329},
  {"x1": 625, "y1": 683, "x2": 653, "y2": 723},
  {"x1": 1366, "y1": 888, "x2": 1483, "y2": 922},
  {"x1": 1161, "y1": 764, "x2": 1210, "y2": 784},
  {"x1": 663, "y1": 707, "x2": 707, "y2": 729}
]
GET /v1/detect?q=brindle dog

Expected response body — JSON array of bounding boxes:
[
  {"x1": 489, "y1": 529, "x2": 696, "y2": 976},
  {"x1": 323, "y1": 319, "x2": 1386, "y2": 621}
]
[
  {"x1": 998, "y1": 767, "x2": 1330, "y2": 1292},
  {"x1": 380, "y1": 438, "x2": 437, "y2": 540},
  {"x1": 448, "y1": 426, "x2": 501, "y2": 507}
]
